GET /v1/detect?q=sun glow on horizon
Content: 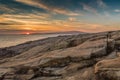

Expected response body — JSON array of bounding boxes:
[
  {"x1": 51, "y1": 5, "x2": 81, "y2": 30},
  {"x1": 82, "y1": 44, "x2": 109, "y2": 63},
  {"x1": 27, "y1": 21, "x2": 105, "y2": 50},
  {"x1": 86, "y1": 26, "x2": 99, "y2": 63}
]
[{"x1": 26, "y1": 32, "x2": 30, "y2": 35}]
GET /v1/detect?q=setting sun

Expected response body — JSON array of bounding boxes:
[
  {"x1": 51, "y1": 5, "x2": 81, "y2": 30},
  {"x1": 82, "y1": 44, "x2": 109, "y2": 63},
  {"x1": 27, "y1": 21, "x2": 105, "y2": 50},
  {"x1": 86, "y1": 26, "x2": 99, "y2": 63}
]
[{"x1": 26, "y1": 32, "x2": 30, "y2": 35}]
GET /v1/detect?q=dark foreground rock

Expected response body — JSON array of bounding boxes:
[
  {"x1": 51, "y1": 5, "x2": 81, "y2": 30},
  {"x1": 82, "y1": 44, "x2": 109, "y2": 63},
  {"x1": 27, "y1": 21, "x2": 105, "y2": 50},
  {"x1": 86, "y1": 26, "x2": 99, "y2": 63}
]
[{"x1": 0, "y1": 31, "x2": 120, "y2": 80}]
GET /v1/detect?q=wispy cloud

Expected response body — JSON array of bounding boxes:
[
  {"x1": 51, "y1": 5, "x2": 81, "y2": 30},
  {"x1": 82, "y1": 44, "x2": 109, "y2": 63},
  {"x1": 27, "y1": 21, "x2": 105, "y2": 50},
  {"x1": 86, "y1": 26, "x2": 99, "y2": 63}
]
[
  {"x1": 0, "y1": 4, "x2": 16, "y2": 13},
  {"x1": 0, "y1": 22, "x2": 23, "y2": 25},
  {"x1": 114, "y1": 9, "x2": 120, "y2": 12},
  {"x1": 15, "y1": 0, "x2": 81, "y2": 16},
  {"x1": 0, "y1": 12, "x2": 51, "y2": 25},
  {"x1": 97, "y1": 0, "x2": 107, "y2": 8},
  {"x1": 0, "y1": 4, "x2": 24, "y2": 14},
  {"x1": 68, "y1": 17, "x2": 77, "y2": 21},
  {"x1": 81, "y1": 3, "x2": 99, "y2": 15}
]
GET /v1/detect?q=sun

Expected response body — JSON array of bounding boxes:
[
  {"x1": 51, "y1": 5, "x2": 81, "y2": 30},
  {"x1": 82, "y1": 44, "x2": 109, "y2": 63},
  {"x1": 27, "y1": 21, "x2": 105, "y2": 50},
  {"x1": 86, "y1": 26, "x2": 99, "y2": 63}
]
[{"x1": 26, "y1": 32, "x2": 30, "y2": 35}]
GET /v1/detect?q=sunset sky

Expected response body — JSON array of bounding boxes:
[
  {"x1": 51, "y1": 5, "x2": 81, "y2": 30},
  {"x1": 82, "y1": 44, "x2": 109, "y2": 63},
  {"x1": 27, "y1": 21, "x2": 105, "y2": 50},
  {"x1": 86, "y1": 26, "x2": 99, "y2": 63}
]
[{"x1": 0, "y1": 0, "x2": 120, "y2": 34}]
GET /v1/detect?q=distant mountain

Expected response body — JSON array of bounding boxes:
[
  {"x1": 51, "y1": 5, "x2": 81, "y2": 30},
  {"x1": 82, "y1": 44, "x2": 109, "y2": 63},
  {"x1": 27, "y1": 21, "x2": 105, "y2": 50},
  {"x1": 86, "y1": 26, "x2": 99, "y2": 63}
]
[{"x1": 32, "y1": 31, "x2": 87, "y2": 35}]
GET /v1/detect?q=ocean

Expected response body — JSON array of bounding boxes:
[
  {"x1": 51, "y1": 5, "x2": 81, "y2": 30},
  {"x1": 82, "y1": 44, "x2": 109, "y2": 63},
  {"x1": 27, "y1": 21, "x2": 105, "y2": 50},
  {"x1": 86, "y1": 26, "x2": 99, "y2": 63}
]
[{"x1": 0, "y1": 34, "x2": 68, "y2": 48}]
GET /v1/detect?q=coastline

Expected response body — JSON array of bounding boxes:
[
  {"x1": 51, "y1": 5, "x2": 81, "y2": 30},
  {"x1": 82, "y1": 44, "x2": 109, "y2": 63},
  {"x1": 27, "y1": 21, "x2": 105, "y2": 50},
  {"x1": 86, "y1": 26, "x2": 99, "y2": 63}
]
[
  {"x1": 0, "y1": 34, "x2": 84, "y2": 58},
  {"x1": 0, "y1": 34, "x2": 61, "y2": 48}
]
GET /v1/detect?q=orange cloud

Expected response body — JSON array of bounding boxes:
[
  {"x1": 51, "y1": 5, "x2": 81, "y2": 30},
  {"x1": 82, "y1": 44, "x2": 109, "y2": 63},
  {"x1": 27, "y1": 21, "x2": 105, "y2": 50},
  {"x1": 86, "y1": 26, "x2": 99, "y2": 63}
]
[
  {"x1": 0, "y1": 13, "x2": 120, "y2": 33},
  {"x1": 0, "y1": 17, "x2": 6, "y2": 22}
]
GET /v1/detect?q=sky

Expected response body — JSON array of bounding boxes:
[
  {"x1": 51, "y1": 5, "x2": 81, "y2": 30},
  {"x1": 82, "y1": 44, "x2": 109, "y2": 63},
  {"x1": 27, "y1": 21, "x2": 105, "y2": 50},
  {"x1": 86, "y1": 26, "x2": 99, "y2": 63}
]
[{"x1": 0, "y1": 0, "x2": 120, "y2": 34}]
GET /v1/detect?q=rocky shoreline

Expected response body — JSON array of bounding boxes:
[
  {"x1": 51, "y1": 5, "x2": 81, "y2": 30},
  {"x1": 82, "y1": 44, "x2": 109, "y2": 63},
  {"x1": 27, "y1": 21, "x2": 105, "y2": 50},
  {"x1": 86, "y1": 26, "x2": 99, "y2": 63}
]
[{"x1": 0, "y1": 31, "x2": 120, "y2": 80}]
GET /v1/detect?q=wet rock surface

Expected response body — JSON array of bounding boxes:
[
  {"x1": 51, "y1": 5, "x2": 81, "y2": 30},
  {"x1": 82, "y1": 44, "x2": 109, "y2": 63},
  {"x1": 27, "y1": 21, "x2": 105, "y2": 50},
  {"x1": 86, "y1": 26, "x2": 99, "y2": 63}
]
[{"x1": 0, "y1": 31, "x2": 120, "y2": 80}]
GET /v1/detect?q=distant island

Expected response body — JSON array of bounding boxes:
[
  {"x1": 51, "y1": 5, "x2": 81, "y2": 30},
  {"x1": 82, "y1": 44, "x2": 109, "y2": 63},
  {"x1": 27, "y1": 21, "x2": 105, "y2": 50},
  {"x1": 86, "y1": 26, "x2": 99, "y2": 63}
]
[{"x1": 24, "y1": 31, "x2": 86, "y2": 35}]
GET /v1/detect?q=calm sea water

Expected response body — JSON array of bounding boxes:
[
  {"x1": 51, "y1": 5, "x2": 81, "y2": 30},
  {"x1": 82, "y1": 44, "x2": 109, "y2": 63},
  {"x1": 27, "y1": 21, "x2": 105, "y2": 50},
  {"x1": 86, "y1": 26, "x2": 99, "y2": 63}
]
[{"x1": 0, "y1": 34, "x2": 68, "y2": 48}]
